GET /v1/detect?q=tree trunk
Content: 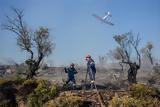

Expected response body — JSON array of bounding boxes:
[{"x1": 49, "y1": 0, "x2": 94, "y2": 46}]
[
  {"x1": 26, "y1": 71, "x2": 33, "y2": 79},
  {"x1": 127, "y1": 63, "x2": 138, "y2": 84}
]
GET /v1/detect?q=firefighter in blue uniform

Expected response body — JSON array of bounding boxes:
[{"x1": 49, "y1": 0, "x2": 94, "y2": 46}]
[
  {"x1": 86, "y1": 55, "x2": 96, "y2": 89},
  {"x1": 64, "y1": 63, "x2": 77, "y2": 85}
]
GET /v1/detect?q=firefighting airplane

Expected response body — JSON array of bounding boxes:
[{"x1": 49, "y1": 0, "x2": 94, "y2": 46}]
[{"x1": 92, "y1": 11, "x2": 114, "y2": 26}]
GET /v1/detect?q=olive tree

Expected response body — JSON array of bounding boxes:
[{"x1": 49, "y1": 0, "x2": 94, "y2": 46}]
[
  {"x1": 113, "y1": 32, "x2": 141, "y2": 83},
  {"x1": 108, "y1": 47, "x2": 127, "y2": 71},
  {"x1": 2, "y1": 8, "x2": 55, "y2": 79},
  {"x1": 141, "y1": 42, "x2": 154, "y2": 65}
]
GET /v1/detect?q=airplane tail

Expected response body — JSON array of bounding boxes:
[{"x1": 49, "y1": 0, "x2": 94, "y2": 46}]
[{"x1": 105, "y1": 11, "x2": 112, "y2": 17}]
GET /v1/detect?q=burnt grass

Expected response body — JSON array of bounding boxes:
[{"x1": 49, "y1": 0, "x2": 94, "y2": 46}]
[{"x1": 0, "y1": 68, "x2": 160, "y2": 107}]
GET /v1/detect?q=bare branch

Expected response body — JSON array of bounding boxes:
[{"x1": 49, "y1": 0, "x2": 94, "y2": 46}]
[{"x1": 2, "y1": 8, "x2": 55, "y2": 79}]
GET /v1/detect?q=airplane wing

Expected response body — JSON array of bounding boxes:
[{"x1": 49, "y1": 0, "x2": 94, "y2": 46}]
[
  {"x1": 92, "y1": 14, "x2": 103, "y2": 20},
  {"x1": 92, "y1": 14, "x2": 114, "y2": 26},
  {"x1": 102, "y1": 20, "x2": 114, "y2": 26},
  {"x1": 102, "y1": 15, "x2": 108, "y2": 20}
]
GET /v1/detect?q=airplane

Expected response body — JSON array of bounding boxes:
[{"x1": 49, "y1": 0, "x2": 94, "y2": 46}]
[{"x1": 92, "y1": 11, "x2": 114, "y2": 26}]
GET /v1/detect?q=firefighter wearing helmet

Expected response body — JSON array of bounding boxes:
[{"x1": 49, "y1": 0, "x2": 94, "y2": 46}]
[{"x1": 85, "y1": 55, "x2": 96, "y2": 89}]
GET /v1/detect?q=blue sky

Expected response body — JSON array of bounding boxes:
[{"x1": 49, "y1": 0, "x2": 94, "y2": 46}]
[{"x1": 0, "y1": 0, "x2": 160, "y2": 66}]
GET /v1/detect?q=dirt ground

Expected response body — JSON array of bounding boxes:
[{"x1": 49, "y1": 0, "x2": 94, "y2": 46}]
[{"x1": 37, "y1": 67, "x2": 160, "y2": 90}]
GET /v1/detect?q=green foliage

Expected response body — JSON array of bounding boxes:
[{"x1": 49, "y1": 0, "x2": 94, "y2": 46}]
[
  {"x1": 130, "y1": 83, "x2": 157, "y2": 97},
  {"x1": 12, "y1": 76, "x2": 26, "y2": 85},
  {"x1": 35, "y1": 79, "x2": 58, "y2": 100},
  {"x1": 44, "y1": 92, "x2": 83, "y2": 107},
  {"x1": 25, "y1": 59, "x2": 35, "y2": 65},
  {"x1": 28, "y1": 92, "x2": 42, "y2": 107},
  {"x1": 23, "y1": 79, "x2": 37, "y2": 86},
  {"x1": 0, "y1": 77, "x2": 26, "y2": 87},
  {"x1": 27, "y1": 79, "x2": 59, "y2": 107},
  {"x1": 0, "y1": 78, "x2": 59, "y2": 107}
]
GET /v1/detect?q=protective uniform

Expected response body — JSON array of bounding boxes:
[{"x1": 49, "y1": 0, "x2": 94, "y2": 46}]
[
  {"x1": 87, "y1": 58, "x2": 96, "y2": 81},
  {"x1": 86, "y1": 55, "x2": 96, "y2": 89},
  {"x1": 64, "y1": 66, "x2": 77, "y2": 84}
]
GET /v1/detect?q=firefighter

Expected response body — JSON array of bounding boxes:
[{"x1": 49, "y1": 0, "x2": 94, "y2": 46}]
[
  {"x1": 64, "y1": 63, "x2": 77, "y2": 85},
  {"x1": 86, "y1": 55, "x2": 96, "y2": 89}
]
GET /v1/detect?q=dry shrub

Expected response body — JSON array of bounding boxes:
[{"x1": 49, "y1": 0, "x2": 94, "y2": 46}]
[
  {"x1": 44, "y1": 92, "x2": 83, "y2": 107},
  {"x1": 23, "y1": 79, "x2": 37, "y2": 86},
  {"x1": 0, "y1": 77, "x2": 7, "y2": 86},
  {"x1": 130, "y1": 83, "x2": 158, "y2": 97},
  {"x1": 109, "y1": 83, "x2": 160, "y2": 107},
  {"x1": 109, "y1": 95, "x2": 160, "y2": 107}
]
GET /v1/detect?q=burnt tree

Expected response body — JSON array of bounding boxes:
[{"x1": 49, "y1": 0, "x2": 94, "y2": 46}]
[
  {"x1": 113, "y1": 32, "x2": 141, "y2": 84},
  {"x1": 2, "y1": 8, "x2": 55, "y2": 79},
  {"x1": 141, "y1": 42, "x2": 154, "y2": 65},
  {"x1": 108, "y1": 47, "x2": 127, "y2": 71}
]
